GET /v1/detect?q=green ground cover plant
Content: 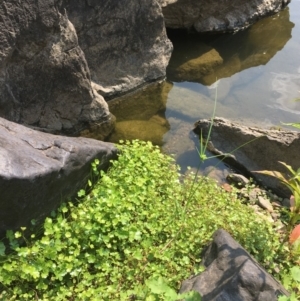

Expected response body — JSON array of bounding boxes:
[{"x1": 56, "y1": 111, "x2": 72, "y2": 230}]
[
  {"x1": 0, "y1": 140, "x2": 297, "y2": 300},
  {"x1": 255, "y1": 104, "x2": 300, "y2": 298},
  {"x1": 279, "y1": 266, "x2": 300, "y2": 301},
  {"x1": 255, "y1": 162, "x2": 300, "y2": 298}
]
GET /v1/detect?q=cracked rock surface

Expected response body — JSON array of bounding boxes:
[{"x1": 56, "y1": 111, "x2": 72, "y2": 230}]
[
  {"x1": 0, "y1": 0, "x2": 114, "y2": 136},
  {"x1": 57, "y1": 0, "x2": 173, "y2": 98},
  {"x1": 0, "y1": 117, "x2": 117, "y2": 238}
]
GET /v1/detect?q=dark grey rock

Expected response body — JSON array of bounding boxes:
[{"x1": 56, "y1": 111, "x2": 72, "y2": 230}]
[
  {"x1": 0, "y1": 0, "x2": 115, "y2": 137},
  {"x1": 161, "y1": 0, "x2": 290, "y2": 33},
  {"x1": 57, "y1": 0, "x2": 173, "y2": 99},
  {"x1": 194, "y1": 117, "x2": 300, "y2": 197},
  {"x1": 0, "y1": 118, "x2": 118, "y2": 238},
  {"x1": 282, "y1": 198, "x2": 293, "y2": 209},
  {"x1": 180, "y1": 229, "x2": 289, "y2": 301}
]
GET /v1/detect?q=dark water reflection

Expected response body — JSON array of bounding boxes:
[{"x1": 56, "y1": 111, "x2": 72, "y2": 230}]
[
  {"x1": 108, "y1": 82, "x2": 172, "y2": 146},
  {"x1": 167, "y1": 7, "x2": 294, "y2": 85},
  {"x1": 105, "y1": 2, "x2": 300, "y2": 182}
]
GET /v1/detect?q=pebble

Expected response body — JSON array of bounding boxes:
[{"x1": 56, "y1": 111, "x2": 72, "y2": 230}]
[
  {"x1": 226, "y1": 173, "x2": 249, "y2": 187},
  {"x1": 271, "y1": 201, "x2": 282, "y2": 208},
  {"x1": 257, "y1": 196, "x2": 274, "y2": 212}
]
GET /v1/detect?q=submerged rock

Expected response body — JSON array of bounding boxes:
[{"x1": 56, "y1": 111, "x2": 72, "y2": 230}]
[
  {"x1": 108, "y1": 120, "x2": 169, "y2": 146},
  {"x1": 180, "y1": 229, "x2": 289, "y2": 301},
  {"x1": 162, "y1": 0, "x2": 290, "y2": 33},
  {"x1": 95, "y1": 81, "x2": 172, "y2": 145},
  {"x1": 0, "y1": 0, "x2": 114, "y2": 137},
  {"x1": 0, "y1": 118, "x2": 117, "y2": 238},
  {"x1": 194, "y1": 117, "x2": 300, "y2": 197},
  {"x1": 108, "y1": 81, "x2": 172, "y2": 122},
  {"x1": 201, "y1": 7, "x2": 294, "y2": 85},
  {"x1": 167, "y1": 40, "x2": 223, "y2": 82},
  {"x1": 166, "y1": 7, "x2": 293, "y2": 86}
]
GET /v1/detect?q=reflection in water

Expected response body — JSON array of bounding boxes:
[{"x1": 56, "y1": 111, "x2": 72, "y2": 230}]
[
  {"x1": 107, "y1": 81, "x2": 172, "y2": 146},
  {"x1": 162, "y1": 84, "x2": 233, "y2": 181},
  {"x1": 270, "y1": 72, "x2": 300, "y2": 114},
  {"x1": 203, "y1": 8, "x2": 294, "y2": 85},
  {"x1": 167, "y1": 7, "x2": 294, "y2": 85},
  {"x1": 108, "y1": 81, "x2": 171, "y2": 121},
  {"x1": 107, "y1": 81, "x2": 232, "y2": 182},
  {"x1": 109, "y1": 119, "x2": 169, "y2": 146},
  {"x1": 166, "y1": 37, "x2": 224, "y2": 83}
]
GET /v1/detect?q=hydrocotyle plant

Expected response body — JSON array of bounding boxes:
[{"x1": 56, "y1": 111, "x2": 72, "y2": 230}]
[{"x1": 0, "y1": 140, "x2": 288, "y2": 300}]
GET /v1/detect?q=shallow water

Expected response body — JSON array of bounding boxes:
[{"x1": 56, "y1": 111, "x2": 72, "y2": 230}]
[{"x1": 107, "y1": 1, "x2": 300, "y2": 182}]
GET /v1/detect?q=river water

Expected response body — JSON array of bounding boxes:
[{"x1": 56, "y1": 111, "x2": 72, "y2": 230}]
[{"x1": 107, "y1": 1, "x2": 300, "y2": 182}]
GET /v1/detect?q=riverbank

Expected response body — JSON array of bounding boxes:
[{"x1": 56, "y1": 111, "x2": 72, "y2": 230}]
[{"x1": 0, "y1": 140, "x2": 298, "y2": 300}]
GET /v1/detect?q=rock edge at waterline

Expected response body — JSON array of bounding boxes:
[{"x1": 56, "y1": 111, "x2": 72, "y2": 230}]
[
  {"x1": 161, "y1": 0, "x2": 291, "y2": 33},
  {"x1": 194, "y1": 117, "x2": 300, "y2": 196}
]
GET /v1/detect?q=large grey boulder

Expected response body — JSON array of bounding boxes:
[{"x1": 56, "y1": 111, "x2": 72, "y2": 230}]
[
  {"x1": 194, "y1": 117, "x2": 300, "y2": 196},
  {"x1": 0, "y1": 118, "x2": 118, "y2": 238},
  {"x1": 180, "y1": 229, "x2": 289, "y2": 301},
  {"x1": 57, "y1": 0, "x2": 173, "y2": 99},
  {"x1": 0, "y1": 0, "x2": 115, "y2": 137},
  {"x1": 161, "y1": 0, "x2": 291, "y2": 33}
]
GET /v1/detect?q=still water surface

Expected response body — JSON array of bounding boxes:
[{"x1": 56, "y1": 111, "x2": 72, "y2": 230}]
[{"x1": 107, "y1": 1, "x2": 300, "y2": 181}]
